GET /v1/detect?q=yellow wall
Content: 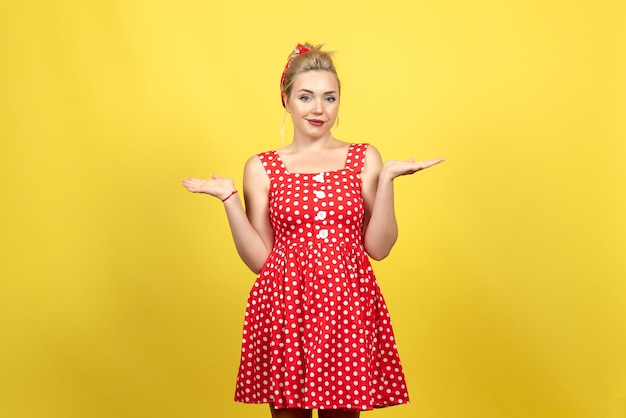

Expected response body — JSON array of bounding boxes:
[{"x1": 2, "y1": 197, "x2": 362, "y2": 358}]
[{"x1": 1, "y1": 1, "x2": 624, "y2": 417}]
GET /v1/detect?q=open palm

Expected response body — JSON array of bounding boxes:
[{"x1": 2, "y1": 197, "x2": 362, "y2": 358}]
[
  {"x1": 181, "y1": 174, "x2": 235, "y2": 200},
  {"x1": 383, "y1": 158, "x2": 444, "y2": 179}
]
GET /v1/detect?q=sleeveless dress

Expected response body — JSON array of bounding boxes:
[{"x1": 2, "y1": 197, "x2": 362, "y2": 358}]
[{"x1": 234, "y1": 143, "x2": 409, "y2": 411}]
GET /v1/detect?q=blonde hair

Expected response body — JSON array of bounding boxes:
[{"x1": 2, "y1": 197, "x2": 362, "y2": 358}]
[{"x1": 280, "y1": 43, "x2": 341, "y2": 104}]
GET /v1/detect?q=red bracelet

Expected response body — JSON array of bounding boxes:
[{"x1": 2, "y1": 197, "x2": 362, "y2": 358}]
[{"x1": 221, "y1": 190, "x2": 238, "y2": 202}]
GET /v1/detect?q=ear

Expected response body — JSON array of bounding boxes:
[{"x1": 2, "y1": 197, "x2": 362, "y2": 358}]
[{"x1": 282, "y1": 94, "x2": 290, "y2": 112}]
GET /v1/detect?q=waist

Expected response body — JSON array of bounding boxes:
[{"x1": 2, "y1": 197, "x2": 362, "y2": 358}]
[{"x1": 272, "y1": 238, "x2": 364, "y2": 252}]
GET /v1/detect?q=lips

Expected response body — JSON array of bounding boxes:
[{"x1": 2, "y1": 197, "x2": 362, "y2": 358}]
[{"x1": 308, "y1": 119, "x2": 325, "y2": 126}]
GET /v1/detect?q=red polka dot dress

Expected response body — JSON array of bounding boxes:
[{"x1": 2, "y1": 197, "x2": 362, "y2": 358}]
[{"x1": 234, "y1": 143, "x2": 409, "y2": 411}]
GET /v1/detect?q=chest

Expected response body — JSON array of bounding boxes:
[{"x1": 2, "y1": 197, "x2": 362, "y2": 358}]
[
  {"x1": 268, "y1": 171, "x2": 365, "y2": 241},
  {"x1": 277, "y1": 148, "x2": 350, "y2": 174}
]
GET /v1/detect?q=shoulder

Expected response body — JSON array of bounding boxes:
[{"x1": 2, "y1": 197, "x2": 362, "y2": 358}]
[
  {"x1": 362, "y1": 143, "x2": 379, "y2": 157},
  {"x1": 245, "y1": 151, "x2": 275, "y2": 174},
  {"x1": 349, "y1": 142, "x2": 380, "y2": 160},
  {"x1": 363, "y1": 144, "x2": 383, "y2": 169},
  {"x1": 244, "y1": 153, "x2": 271, "y2": 180}
]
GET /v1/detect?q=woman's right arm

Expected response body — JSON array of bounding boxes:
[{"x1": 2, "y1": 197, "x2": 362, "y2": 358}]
[{"x1": 182, "y1": 155, "x2": 273, "y2": 274}]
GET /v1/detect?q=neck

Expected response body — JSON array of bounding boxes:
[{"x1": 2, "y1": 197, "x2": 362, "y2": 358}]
[{"x1": 290, "y1": 133, "x2": 336, "y2": 152}]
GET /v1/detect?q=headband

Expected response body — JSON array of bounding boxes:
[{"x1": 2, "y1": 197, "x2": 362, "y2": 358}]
[{"x1": 280, "y1": 43, "x2": 312, "y2": 107}]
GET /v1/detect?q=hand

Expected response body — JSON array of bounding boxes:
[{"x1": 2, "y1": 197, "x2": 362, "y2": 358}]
[
  {"x1": 181, "y1": 174, "x2": 237, "y2": 201},
  {"x1": 382, "y1": 158, "x2": 444, "y2": 180}
]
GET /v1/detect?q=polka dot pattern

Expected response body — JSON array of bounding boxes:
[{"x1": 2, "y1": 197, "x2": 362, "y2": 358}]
[{"x1": 234, "y1": 143, "x2": 409, "y2": 410}]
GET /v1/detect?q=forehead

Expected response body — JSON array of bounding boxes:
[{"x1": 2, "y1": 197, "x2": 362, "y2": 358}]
[{"x1": 292, "y1": 70, "x2": 339, "y2": 92}]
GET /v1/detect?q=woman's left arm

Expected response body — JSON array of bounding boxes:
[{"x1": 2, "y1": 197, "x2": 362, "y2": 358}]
[{"x1": 361, "y1": 145, "x2": 443, "y2": 260}]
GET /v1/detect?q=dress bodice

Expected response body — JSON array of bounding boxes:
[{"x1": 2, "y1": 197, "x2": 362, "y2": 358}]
[{"x1": 258, "y1": 143, "x2": 368, "y2": 250}]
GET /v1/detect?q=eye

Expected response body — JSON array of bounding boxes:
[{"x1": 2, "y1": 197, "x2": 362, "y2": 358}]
[
  {"x1": 299, "y1": 95, "x2": 311, "y2": 102},
  {"x1": 325, "y1": 96, "x2": 337, "y2": 103}
]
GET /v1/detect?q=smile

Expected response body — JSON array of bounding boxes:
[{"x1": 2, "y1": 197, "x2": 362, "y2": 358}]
[{"x1": 307, "y1": 119, "x2": 325, "y2": 126}]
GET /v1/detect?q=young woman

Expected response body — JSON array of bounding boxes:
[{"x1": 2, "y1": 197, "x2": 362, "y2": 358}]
[{"x1": 182, "y1": 43, "x2": 443, "y2": 418}]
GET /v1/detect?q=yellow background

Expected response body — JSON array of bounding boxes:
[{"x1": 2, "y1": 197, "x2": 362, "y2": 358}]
[{"x1": 1, "y1": 1, "x2": 624, "y2": 417}]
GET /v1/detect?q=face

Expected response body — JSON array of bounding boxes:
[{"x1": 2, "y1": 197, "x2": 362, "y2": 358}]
[{"x1": 284, "y1": 70, "x2": 339, "y2": 140}]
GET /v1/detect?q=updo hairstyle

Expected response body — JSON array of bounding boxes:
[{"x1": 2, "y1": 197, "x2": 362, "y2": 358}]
[{"x1": 280, "y1": 43, "x2": 341, "y2": 104}]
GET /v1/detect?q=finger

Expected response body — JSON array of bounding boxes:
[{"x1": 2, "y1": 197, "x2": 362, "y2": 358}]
[
  {"x1": 428, "y1": 158, "x2": 445, "y2": 165},
  {"x1": 417, "y1": 158, "x2": 444, "y2": 169}
]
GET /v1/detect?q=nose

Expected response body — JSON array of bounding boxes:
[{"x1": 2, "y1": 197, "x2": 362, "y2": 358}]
[{"x1": 313, "y1": 98, "x2": 323, "y2": 114}]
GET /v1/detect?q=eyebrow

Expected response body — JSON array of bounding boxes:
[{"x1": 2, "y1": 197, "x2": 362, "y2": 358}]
[{"x1": 297, "y1": 89, "x2": 338, "y2": 95}]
